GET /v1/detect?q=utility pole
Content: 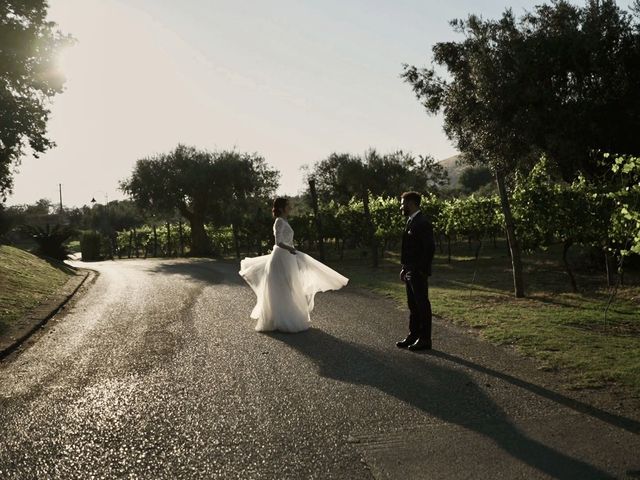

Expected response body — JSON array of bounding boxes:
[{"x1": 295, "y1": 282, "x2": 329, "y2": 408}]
[{"x1": 58, "y1": 183, "x2": 63, "y2": 214}]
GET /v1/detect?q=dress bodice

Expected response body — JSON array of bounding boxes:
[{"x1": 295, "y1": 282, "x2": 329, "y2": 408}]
[{"x1": 274, "y1": 217, "x2": 294, "y2": 246}]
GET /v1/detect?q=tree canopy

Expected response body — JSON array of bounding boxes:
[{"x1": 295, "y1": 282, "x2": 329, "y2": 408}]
[
  {"x1": 0, "y1": 0, "x2": 72, "y2": 201},
  {"x1": 306, "y1": 149, "x2": 449, "y2": 205},
  {"x1": 459, "y1": 166, "x2": 493, "y2": 194},
  {"x1": 401, "y1": 0, "x2": 640, "y2": 298},
  {"x1": 120, "y1": 145, "x2": 279, "y2": 255},
  {"x1": 402, "y1": 0, "x2": 640, "y2": 179}
]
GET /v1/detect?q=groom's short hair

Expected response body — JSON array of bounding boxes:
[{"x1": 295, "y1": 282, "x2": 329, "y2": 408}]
[{"x1": 401, "y1": 191, "x2": 421, "y2": 206}]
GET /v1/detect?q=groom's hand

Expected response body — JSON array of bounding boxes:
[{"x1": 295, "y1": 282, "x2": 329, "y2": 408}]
[{"x1": 400, "y1": 269, "x2": 407, "y2": 283}]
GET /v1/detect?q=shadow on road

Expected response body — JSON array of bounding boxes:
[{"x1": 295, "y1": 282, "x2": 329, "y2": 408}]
[
  {"x1": 429, "y1": 350, "x2": 640, "y2": 435},
  {"x1": 149, "y1": 259, "x2": 244, "y2": 285},
  {"x1": 268, "y1": 328, "x2": 618, "y2": 480}
]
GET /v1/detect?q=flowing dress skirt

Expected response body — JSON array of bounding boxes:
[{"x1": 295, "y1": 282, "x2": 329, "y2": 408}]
[{"x1": 239, "y1": 246, "x2": 349, "y2": 332}]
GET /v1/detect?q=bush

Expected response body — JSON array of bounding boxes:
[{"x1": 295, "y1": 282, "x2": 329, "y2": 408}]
[
  {"x1": 22, "y1": 224, "x2": 75, "y2": 260},
  {"x1": 80, "y1": 230, "x2": 103, "y2": 261}
]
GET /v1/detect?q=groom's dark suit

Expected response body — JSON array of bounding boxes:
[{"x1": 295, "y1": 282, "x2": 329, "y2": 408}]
[{"x1": 401, "y1": 211, "x2": 436, "y2": 341}]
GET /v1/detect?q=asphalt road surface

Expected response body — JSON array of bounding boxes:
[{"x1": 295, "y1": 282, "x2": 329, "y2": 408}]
[{"x1": 1, "y1": 258, "x2": 639, "y2": 479}]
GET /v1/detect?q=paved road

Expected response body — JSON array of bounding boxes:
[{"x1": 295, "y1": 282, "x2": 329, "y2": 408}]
[{"x1": 1, "y1": 258, "x2": 639, "y2": 479}]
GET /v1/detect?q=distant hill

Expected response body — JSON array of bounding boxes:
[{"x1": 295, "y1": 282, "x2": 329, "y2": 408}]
[{"x1": 439, "y1": 154, "x2": 466, "y2": 188}]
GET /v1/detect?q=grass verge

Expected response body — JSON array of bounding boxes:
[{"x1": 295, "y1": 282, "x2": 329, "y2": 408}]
[
  {"x1": 0, "y1": 245, "x2": 75, "y2": 336},
  {"x1": 329, "y1": 241, "x2": 640, "y2": 395}
]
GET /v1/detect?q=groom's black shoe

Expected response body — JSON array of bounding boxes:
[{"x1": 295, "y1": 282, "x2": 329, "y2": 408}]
[
  {"x1": 408, "y1": 338, "x2": 432, "y2": 351},
  {"x1": 396, "y1": 336, "x2": 417, "y2": 348}
]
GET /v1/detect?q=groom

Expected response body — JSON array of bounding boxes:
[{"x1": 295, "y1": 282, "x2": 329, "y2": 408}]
[{"x1": 397, "y1": 191, "x2": 436, "y2": 351}]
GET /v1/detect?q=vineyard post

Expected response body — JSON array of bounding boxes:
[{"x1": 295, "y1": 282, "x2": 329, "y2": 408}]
[
  {"x1": 152, "y1": 224, "x2": 158, "y2": 257},
  {"x1": 232, "y1": 223, "x2": 241, "y2": 260},
  {"x1": 496, "y1": 171, "x2": 525, "y2": 298},
  {"x1": 362, "y1": 192, "x2": 378, "y2": 268},
  {"x1": 604, "y1": 250, "x2": 617, "y2": 287},
  {"x1": 562, "y1": 239, "x2": 578, "y2": 293},
  {"x1": 308, "y1": 178, "x2": 325, "y2": 261},
  {"x1": 166, "y1": 222, "x2": 171, "y2": 257}
]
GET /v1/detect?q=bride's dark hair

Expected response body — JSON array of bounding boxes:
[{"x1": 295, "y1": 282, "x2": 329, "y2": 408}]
[{"x1": 272, "y1": 197, "x2": 288, "y2": 218}]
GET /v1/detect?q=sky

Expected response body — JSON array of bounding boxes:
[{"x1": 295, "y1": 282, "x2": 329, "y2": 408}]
[{"x1": 8, "y1": 0, "x2": 626, "y2": 207}]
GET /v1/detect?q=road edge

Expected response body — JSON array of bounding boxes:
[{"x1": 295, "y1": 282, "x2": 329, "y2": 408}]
[{"x1": 0, "y1": 268, "x2": 92, "y2": 360}]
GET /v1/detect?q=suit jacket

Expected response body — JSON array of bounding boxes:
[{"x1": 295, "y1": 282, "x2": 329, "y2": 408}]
[{"x1": 401, "y1": 211, "x2": 436, "y2": 276}]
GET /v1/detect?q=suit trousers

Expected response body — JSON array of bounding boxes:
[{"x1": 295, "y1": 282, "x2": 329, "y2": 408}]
[{"x1": 405, "y1": 271, "x2": 432, "y2": 340}]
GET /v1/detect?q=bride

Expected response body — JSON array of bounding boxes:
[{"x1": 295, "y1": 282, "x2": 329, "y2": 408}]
[{"x1": 239, "y1": 198, "x2": 348, "y2": 333}]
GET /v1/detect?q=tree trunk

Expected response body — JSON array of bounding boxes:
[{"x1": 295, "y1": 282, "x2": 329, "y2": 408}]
[
  {"x1": 232, "y1": 223, "x2": 241, "y2": 260},
  {"x1": 474, "y1": 239, "x2": 482, "y2": 260},
  {"x1": 362, "y1": 192, "x2": 378, "y2": 268},
  {"x1": 166, "y1": 222, "x2": 171, "y2": 256},
  {"x1": 133, "y1": 228, "x2": 139, "y2": 258},
  {"x1": 562, "y1": 239, "x2": 578, "y2": 293},
  {"x1": 178, "y1": 221, "x2": 184, "y2": 256},
  {"x1": 308, "y1": 179, "x2": 326, "y2": 261},
  {"x1": 108, "y1": 234, "x2": 116, "y2": 260},
  {"x1": 188, "y1": 218, "x2": 209, "y2": 256},
  {"x1": 447, "y1": 235, "x2": 452, "y2": 263},
  {"x1": 496, "y1": 171, "x2": 525, "y2": 298},
  {"x1": 152, "y1": 224, "x2": 158, "y2": 257},
  {"x1": 177, "y1": 202, "x2": 211, "y2": 257},
  {"x1": 604, "y1": 250, "x2": 616, "y2": 287}
]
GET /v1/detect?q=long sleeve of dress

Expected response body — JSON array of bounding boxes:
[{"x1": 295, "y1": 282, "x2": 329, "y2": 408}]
[{"x1": 274, "y1": 217, "x2": 292, "y2": 245}]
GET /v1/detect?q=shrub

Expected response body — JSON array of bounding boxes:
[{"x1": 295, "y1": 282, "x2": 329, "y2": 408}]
[
  {"x1": 80, "y1": 230, "x2": 103, "y2": 261},
  {"x1": 22, "y1": 224, "x2": 75, "y2": 260}
]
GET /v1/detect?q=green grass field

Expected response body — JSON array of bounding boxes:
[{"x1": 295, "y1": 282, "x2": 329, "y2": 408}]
[
  {"x1": 0, "y1": 245, "x2": 75, "y2": 336},
  {"x1": 328, "y1": 241, "x2": 640, "y2": 395}
]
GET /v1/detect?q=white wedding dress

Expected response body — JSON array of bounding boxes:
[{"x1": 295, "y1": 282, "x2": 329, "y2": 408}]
[{"x1": 239, "y1": 217, "x2": 349, "y2": 332}]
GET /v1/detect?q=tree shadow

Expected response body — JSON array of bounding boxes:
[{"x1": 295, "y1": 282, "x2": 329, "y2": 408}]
[
  {"x1": 148, "y1": 259, "x2": 244, "y2": 286},
  {"x1": 267, "y1": 328, "x2": 618, "y2": 479},
  {"x1": 39, "y1": 254, "x2": 76, "y2": 275}
]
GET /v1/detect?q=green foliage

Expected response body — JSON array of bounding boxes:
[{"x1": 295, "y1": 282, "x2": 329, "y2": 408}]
[
  {"x1": 608, "y1": 154, "x2": 640, "y2": 255},
  {"x1": 302, "y1": 192, "x2": 500, "y2": 257},
  {"x1": 440, "y1": 195, "x2": 502, "y2": 242},
  {"x1": 0, "y1": 1, "x2": 73, "y2": 200},
  {"x1": 459, "y1": 166, "x2": 493, "y2": 193},
  {"x1": 112, "y1": 222, "x2": 247, "y2": 258},
  {"x1": 307, "y1": 149, "x2": 449, "y2": 205},
  {"x1": 335, "y1": 198, "x2": 367, "y2": 247},
  {"x1": 0, "y1": 205, "x2": 11, "y2": 239},
  {"x1": 80, "y1": 231, "x2": 103, "y2": 262},
  {"x1": 510, "y1": 155, "x2": 635, "y2": 290},
  {"x1": 208, "y1": 225, "x2": 234, "y2": 253},
  {"x1": 402, "y1": 0, "x2": 640, "y2": 180},
  {"x1": 512, "y1": 156, "x2": 622, "y2": 253},
  {"x1": 369, "y1": 196, "x2": 405, "y2": 247}
]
